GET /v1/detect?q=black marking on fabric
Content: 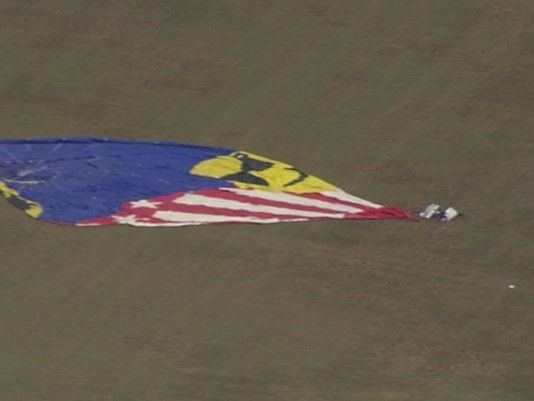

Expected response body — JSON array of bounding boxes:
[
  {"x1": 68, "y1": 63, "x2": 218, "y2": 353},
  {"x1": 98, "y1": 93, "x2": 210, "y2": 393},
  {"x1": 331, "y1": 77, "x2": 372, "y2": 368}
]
[{"x1": 283, "y1": 167, "x2": 309, "y2": 187}]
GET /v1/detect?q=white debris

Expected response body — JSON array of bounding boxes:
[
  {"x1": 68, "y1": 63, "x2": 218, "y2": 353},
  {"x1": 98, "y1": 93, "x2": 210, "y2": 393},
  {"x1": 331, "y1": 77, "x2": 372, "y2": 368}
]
[
  {"x1": 442, "y1": 207, "x2": 459, "y2": 221},
  {"x1": 419, "y1": 204, "x2": 461, "y2": 222},
  {"x1": 419, "y1": 203, "x2": 441, "y2": 219}
]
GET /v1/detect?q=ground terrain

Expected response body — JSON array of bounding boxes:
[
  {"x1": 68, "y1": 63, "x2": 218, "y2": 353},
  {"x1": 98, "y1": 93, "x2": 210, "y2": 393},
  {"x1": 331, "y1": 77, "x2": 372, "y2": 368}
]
[{"x1": 0, "y1": 1, "x2": 533, "y2": 400}]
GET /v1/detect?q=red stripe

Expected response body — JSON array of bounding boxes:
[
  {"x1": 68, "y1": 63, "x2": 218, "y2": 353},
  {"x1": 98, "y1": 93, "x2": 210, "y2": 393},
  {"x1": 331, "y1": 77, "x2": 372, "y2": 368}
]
[
  {"x1": 299, "y1": 192, "x2": 414, "y2": 219},
  {"x1": 299, "y1": 192, "x2": 378, "y2": 212},
  {"x1": 77, "y1": 189, "x2": 415, "y2": 226},
  {"x1": 355, "y1": 207, "x2": 416, "y2": 220},
  {"x1": 75, "y1": 216, "x2": 116, "y2": 226},
  {"x1": 188, "y1": 189, "x2": 361, "y2": 215},
  {"x1": 302, "y1": 193, "x2": 415, "y2": 219},
  {"x1": 123, "y1": 199, "x2": 307, "y2": 221}
]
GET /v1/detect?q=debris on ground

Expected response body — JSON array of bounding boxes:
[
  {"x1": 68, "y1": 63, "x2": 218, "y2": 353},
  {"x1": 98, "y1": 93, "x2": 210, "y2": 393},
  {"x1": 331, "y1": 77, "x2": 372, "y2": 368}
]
[{"x1": 419, "y1": 203, "x2": 461, "y2": 222}]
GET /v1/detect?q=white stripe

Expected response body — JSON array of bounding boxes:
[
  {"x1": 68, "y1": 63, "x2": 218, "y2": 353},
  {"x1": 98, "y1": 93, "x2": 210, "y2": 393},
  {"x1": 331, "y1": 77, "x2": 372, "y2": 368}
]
[
  {"x1": 126, "y1": 221, "x2": 205, "y2": 227},
  {"x1": 224, "y1": 188, "x2": 364, "y2": 214},
  {"x1": 131, "y1": 219, "x2": 309, "y2": 226},
  {"x1": 174, "y1": 193, "x2": 345, "y2": 219},
  {"x1": 153, "y1": 210, "x2": 308, "y2": 224},
  {"x1": 322, "y1": 191, "x2": 381, "y2": 208}
]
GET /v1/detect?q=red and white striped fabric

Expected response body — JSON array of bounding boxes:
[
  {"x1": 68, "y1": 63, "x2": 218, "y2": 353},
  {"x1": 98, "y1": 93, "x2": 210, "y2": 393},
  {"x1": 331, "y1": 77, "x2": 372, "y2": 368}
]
[{"x1": 78, "y1": 188, "x2": 413, "y2": 227}]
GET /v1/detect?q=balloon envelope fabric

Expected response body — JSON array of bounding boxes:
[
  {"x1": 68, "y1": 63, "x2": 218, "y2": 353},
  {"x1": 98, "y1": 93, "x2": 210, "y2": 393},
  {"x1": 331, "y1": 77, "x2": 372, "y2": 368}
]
[{"x1": 0, "y1": 138, "x2": 413, "y2": 226}]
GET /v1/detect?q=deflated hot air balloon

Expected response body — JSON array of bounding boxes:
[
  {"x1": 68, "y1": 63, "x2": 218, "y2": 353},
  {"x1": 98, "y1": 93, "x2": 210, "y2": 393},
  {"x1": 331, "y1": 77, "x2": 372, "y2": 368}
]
[{"x1": 0, "y1": 138, "x2": 413, "y2": 226}]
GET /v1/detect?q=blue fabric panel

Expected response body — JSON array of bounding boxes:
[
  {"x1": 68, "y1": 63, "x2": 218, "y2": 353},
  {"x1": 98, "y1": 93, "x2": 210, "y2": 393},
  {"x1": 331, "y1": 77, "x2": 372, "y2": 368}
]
[{"x1": 0, "y1": 138, "x2": 234, "y2": 223}]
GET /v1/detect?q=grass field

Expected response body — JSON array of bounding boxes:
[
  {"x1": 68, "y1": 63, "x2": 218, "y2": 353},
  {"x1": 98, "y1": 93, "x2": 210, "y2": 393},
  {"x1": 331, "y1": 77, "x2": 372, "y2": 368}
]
[{"x1": 1, "y1": 1, "x2": 533, "y2": 400}]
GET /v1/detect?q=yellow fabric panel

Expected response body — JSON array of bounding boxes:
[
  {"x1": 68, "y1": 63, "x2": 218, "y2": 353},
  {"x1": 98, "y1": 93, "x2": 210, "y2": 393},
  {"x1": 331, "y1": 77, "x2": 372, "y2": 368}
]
[
  {"x1": 0, "y1": 180, "x2": 43, "y2": 218},
  {"x1": 191, "y1": 151, "x2": 338, "y2": 194},
  {"x1": 191, "y1": 154, "x2": 242, "y2": 179}
]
